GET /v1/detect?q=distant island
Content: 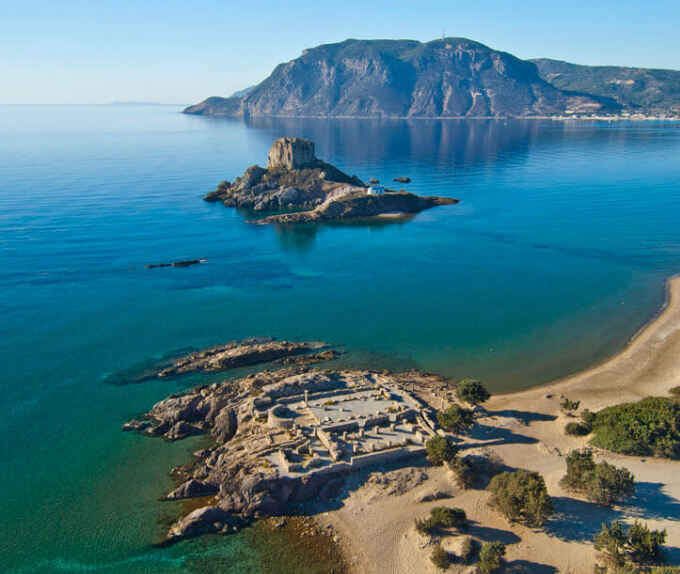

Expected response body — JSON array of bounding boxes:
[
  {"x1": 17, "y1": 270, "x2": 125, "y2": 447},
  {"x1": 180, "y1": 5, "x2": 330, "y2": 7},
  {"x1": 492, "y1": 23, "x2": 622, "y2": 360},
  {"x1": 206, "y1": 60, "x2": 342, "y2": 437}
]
[
  {"x1": 184, "y1": 38, "x2": 680, "y2": 119},
  {"x1": 204, "y1": 137, "x2": 458, "y2": 223}
]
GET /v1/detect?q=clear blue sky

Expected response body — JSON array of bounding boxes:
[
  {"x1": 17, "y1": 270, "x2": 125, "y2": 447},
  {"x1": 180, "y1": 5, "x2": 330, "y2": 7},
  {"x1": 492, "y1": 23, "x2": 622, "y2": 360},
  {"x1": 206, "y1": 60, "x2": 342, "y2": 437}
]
[{"x1": 2, "y1": 0, "x2": 679, "y2": 104}]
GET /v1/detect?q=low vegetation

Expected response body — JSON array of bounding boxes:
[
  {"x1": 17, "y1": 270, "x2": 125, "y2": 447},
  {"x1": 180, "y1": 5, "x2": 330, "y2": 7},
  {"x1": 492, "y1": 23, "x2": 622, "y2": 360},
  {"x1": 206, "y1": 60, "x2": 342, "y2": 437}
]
[
  {"x1": 425, "y1": 435, "x2": 458, "y2": 465},
  {"x1": 415, "y1": 506, "x2": 467, "y2": 534},
  {"x1": 487, "y1": 469, "x2": 554, "y2": 527},
  {"x1": 559, "y1": 448, "x2": 635, "y2": 507},
  {"x1": 455, "y1": 379, "x2": 491, "y2": 406},
  {"x1": 560, "y1": 397, "x2": 580, "y2": 414},
  {"x1": 429, "y1": 544, "x2": 450, "y2": 570},
  {"x1": 565, "y1": 421, "x2": 591, "y2": 436},
  {"x1": 587, "y1": 397, "x2": 680, "y2": 458},
  {"x1": 448, "y1": 455, "x2": 477, "y2": 488},
  {"x1": 595, "y1": 520, "x2": 667, "y2": 571},
  {"x1": 437, "y1": 404, "x2": 475, "y2": 434},
  {"x1": 669, "y1": 386, "x2": 680, "y2": 397},
  {"x1": 478, "y1": 541, "x2": 507, "y2": 574}
]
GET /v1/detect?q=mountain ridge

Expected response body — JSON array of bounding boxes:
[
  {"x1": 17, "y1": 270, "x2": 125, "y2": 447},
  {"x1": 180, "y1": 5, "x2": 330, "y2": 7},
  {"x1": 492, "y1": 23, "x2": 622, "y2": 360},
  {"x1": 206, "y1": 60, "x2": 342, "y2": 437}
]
[{"x1": 184, "y1": 38, "x2": 620, "y2": 118}]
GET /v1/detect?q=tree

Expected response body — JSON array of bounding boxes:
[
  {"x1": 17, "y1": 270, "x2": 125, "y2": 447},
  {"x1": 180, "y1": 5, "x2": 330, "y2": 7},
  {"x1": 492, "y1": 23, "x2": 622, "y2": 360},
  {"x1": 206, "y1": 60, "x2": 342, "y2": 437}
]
[
  {"x1": 487, "y1": 469, "x2": 554, "y2": 527},
  {"x1": 595, "y1": 520, "x2": 667, "y2": 570},
  {"x1": 478, "y1": 541, "x2": 506, "y2": 574},
  {"x1": 595, "y1": 521, "x2": 627, "y2": 570},
  {"x1": 559, "y1": 449, "x2": 635, "y2": 507},
  {"x1": 425, "y1": 435, "x2": 458, "y2": 465},
  {"x1": 455, "y1": 379, "x2": 491, "y2": 406},
  {"x1": 430, "y1": 544, "x2": 450, "y2": 570},
  {"x1": 437, "y1": 404, "x2": 475, "y2": 434},
  {"x1": 627, "y1": 521, "x2": 667, "y2": 565}
]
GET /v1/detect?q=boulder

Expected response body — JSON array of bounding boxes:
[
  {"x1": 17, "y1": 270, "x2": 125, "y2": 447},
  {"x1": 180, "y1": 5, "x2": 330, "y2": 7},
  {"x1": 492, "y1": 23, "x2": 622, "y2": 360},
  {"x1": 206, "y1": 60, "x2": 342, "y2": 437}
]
[
  {"x1": 167, "y1": 506, "x2": 236, "y2": 541},
  {"x1": 166, "y1": 479, "x2": 219, "y2": 500}
]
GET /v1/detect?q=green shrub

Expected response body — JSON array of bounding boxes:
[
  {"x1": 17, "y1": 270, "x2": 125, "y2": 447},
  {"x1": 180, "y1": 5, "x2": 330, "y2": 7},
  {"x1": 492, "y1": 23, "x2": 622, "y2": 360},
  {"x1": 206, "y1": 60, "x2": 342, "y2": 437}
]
[
  {"x1": 457, "y1": 536, "x2": 476, "y2": 564},
  {"x1": 560, "y1": 397, "x2": 580, "y2": 413},
  {"x1": 455, "y1": 379, "x2": 491, "y2": 405},
  {"x1": 559, "y1": 448, "x2": 635, "y2": 507},
  {"x1": 415, "y1": 506, "x2": 466, "y2": 534},
  {"x1": 429, "y1": 544, "x2": 450, "y2": 570},
  {"x1": 668, "y1": 386, "x2": 680, "y2": 397},
  {"x1": 595, "y1": 520, "x2": 667, "y2": 569},
  {"x1": 628, "y1": 521, "x2": 667, "y2": 565},
  {"x1": 437, "y1": 404, "x2": 475, "y2": 434},
  {"x1": 430, "y1": 506, "x2": 467, "y2": 528},
  {"x1": 478, "y1": 541, "x2": 506, "y2": 574},
  {"x1": 565, "y1": 421, "x2": 591, "y2": 436},
  {"x1": 425, "y1": 435, "x2": 458, "y2": 465},
  {"x1": 448, "y1": 455, "x2": 477, "y2": 488},
  {"x1": 588, "y1": 397, "x2": 680, "y2": 458},
  {"x1": 487, "y1": 469, "x2": 554, "y2": 527}
]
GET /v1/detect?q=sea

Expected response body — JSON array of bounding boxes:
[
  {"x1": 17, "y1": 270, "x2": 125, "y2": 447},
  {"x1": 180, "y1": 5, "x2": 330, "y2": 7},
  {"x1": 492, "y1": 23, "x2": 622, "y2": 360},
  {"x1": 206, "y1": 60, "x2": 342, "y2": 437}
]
[{"x1": 1, "y1": 104, "x2": 679, "y2": 573}]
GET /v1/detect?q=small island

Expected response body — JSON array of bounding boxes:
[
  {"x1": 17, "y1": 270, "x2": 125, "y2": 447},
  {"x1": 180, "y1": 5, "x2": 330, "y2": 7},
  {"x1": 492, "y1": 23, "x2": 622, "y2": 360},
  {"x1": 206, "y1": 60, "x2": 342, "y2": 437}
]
[{"x1": 204, "y1": 137, "x2": 458, "y2": 223}]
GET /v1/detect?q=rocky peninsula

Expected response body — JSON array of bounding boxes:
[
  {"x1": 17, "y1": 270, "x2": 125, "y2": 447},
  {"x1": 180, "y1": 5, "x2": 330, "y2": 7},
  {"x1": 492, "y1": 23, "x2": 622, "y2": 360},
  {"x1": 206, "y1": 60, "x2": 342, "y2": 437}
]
[
  {"x1": 124, "y1": 280, "x2": 680, "y2": 572},
  {"x1": 126, "y1": 365, "x2": 449, "y2": 541},
  {"x1": 204, "y1": 137, "x2": 458, "y2": 223}
]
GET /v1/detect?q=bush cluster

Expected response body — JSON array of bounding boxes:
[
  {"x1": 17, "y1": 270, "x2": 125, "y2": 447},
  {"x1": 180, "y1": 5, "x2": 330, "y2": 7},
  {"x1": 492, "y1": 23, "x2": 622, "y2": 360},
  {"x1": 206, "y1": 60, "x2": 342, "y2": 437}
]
[
  {"x1": 437, "y1": 404, "x2": 475, "y2": 434},
  {"x1": 478, "y1": 541, "x2": 506, "y2": 574},
  {"x1": 565, "y1": 421, "x2": 591, "y2": 436},
  {"x1": 588, "y1": 397, "x2": 680, "y2": 458},
  {"x1": 559, "y1": 448, "x2": 635, "y2": 507},
  {"x1": 448, "y1": 455, "x2": 477, "y2": 488},
  {"x1": 429, "y1": 544, "x2": 450, "y2": 570},
  {"x1": 560, "y1": 397, "x2": 580, "y2": 413},
  {"x1": 415, "y1": 506, "x2": 467, "y2": 534},
  {"x1": 487, "y1": 469, "x2": 554, "y2": 527},
  {"x1": 425, "y1": 435, "x2": 458, "y2": 465},
  {"x1": 596, "y1": 520, "x2": 667, "y2": 571},
  {"x1": 455, "y1": 379, "x2": 491, "y2": 406}
]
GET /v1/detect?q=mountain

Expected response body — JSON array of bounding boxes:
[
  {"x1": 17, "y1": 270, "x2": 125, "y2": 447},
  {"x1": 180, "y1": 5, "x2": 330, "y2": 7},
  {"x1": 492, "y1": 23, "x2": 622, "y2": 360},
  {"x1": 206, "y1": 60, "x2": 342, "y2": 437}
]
[
  {"x1": 531, "y1": 59, "x2": 680, "y2": 114},
  {"x1": 184, "y1": 38, "x2": 618, "y2": 118}
]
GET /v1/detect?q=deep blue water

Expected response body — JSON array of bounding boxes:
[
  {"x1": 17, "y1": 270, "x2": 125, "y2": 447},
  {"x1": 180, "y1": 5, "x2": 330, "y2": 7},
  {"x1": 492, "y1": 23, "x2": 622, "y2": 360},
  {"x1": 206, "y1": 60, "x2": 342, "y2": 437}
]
[{"x1": 1, "y1": 105, "x2": 679, "y2": 572}]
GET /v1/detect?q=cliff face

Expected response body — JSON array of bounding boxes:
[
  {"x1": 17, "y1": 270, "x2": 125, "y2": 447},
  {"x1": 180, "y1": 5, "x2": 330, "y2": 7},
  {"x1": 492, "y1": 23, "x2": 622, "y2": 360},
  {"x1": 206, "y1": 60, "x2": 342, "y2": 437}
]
[{"x1": 184, "y1": 38, "x2": 618, "y2": 118}]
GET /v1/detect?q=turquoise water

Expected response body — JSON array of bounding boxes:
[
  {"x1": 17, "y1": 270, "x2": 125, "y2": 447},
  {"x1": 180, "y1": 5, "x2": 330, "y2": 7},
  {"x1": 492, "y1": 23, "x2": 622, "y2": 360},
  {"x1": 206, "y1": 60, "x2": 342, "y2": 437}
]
[{"x1": 1, "y1": 105, "x2": 679, "y2": 572}]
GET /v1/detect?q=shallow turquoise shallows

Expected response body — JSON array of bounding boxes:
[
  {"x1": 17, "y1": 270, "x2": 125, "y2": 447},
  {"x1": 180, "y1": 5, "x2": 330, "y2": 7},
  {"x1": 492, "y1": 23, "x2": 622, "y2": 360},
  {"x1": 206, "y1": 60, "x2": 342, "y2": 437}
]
[{"x1": 1, "y1": 105, "x2": 679, "y2": 573}]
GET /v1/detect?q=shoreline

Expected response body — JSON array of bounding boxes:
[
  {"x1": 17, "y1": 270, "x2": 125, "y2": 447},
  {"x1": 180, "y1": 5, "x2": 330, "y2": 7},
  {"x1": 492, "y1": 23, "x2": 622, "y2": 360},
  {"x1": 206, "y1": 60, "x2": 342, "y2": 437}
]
[{"x1": 324, "y1": 275, "x2": 680, "y2": 573}]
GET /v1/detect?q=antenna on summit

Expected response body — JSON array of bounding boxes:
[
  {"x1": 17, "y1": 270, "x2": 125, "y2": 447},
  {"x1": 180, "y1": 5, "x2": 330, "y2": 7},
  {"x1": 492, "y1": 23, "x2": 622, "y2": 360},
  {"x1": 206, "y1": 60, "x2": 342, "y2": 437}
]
[{"x1": 442, "y1": 30, "x2": 446, "y2": 40}]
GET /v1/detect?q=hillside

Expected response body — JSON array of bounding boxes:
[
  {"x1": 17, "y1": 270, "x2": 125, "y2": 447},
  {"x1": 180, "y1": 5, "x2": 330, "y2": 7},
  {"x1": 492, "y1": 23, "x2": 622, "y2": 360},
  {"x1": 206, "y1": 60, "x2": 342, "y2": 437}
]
[
  {"x1": 532, "y1": 58, "x2": 680, "y2": 114},
  {"x1": 184, "y1": 38, "x2": 617, "y2": 118}
]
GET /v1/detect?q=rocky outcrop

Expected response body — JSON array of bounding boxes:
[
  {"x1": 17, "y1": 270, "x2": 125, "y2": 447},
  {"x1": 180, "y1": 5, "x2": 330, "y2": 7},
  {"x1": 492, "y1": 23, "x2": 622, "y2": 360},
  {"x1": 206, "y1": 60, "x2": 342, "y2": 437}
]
[
  {"x1": 267, "y1": 137, "x2": 317, "y2": 169},
  {"x1": 166, "y1": 479, "x2": 220, "y2": 500},
  {"x1": 167, "y1": 506, "x2": 240, "y2": 541},
  {"x1": 204, "y1": 138, "x2": 364, "y2": 213},
  {"x1": 125, "y1": 367, "x2": 448, "y2": 543},
  {"x1": 184, "y1": 38, "x2": 619, "y2": 118},
  {"x1": 205, "y1": 138, "x2": 458, "y2": 223},
  {"x1": 158, "y1": 337, "x2": 326, "y2": 377},
  {"x1": 258, "y1": 190, "x2": 458, "y2": 224}
]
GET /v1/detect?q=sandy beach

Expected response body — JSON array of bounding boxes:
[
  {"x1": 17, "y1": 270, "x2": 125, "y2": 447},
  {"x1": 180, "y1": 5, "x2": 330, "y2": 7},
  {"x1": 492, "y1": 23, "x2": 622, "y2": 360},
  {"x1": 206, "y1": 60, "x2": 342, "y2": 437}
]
[{"x1": 320, "y1": 276, "x2": 680, "y2": 573}]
